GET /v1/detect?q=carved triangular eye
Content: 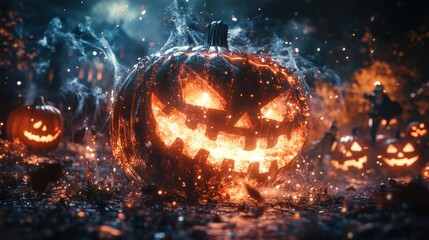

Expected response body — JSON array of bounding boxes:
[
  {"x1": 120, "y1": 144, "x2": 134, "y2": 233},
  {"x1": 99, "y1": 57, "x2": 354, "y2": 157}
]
[
  {"x1": 181, "y1": 71, "x2": 226, "y2": 111},
  {"x1": 403, "y1": 143, "x2": 415, "y2": 153},
  {"x1": 260, "y1": 93, "x2": 290, "y2": 122},
  {"x1": 350, "y1": 142, "x2": 362, "y2": 151},
  {"x1": 386, "y1": 144, "x2": 398, "y2": 153},
  {"x1": 33, "y1": 121, "x2": 43, "y2": 129}
]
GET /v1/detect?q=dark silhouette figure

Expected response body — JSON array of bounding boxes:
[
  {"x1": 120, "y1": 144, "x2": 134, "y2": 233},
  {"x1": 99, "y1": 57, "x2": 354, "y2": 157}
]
[{"x1": 363, "y1": 83, "x2": 402, "y2": 143}]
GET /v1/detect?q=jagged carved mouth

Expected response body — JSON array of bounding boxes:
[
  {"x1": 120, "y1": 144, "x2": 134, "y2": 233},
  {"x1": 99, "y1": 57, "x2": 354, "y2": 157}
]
[
  {"x1": 382, "y1": 156, "x2": 419, "y2": 167},
  {"x1": 332, "y1": 156, "x2": 368, "y2": 171},
  {"x1": 23, "y1": 129, "x2": 61, "y2": 143},
  {"x1": 150, "y1": 93, "x2": 306, "y2": 173}
]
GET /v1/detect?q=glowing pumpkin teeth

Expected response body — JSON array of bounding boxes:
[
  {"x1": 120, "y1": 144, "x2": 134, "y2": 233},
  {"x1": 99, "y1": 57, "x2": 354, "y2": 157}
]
[
  {"x1": 244, "y1": 136, "x2": 258, "y2": 151},
  {"x1": 150, "y1": 93, "x2": 306, "y2": 173},
  {"x1": 382, "y1": 156, "x2": 419, "y2": 167},
  {"x1": 185, "y1": 117, "x2": 198, "y2": 129},
  {"x1": 205, "y1": 127, "x2": 220, "y2": 141},
  {"x1": 267, "y1": 135, "x2": 279, "y2": 148},
  {"x1": 23, "y1": 130, "x2": 61, "y2": 143},
  {"x1": 332, "y1": 156, "x2": 368, "y2": 171}
]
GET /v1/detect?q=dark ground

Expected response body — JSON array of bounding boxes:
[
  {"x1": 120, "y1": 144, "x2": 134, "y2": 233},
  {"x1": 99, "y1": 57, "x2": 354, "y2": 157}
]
[
  {"x1": 1, "y1": 1, "x2": 429, "y2": 238},
  {"x1": 1, "y1": 139, "x2": 429, "y2": 240}
]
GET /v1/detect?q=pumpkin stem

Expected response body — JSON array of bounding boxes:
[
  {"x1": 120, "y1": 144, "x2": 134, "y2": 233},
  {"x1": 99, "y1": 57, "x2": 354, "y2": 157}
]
[
  {"x1": 33, "y1": 96, "x2": 45, "y2": 106},
  {"x1": 207, "y1": 20, "x2": 228, "y2": 48}
]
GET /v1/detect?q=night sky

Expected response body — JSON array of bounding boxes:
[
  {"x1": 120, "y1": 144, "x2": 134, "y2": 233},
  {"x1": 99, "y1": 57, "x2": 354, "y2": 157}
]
[{"x1": 1, "y1": 0, "x2": 428, "y2": 135}]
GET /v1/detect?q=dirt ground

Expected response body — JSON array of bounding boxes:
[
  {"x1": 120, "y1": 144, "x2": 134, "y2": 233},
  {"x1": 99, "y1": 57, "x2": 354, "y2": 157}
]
[{"x1": 1, "y1": 139, "x2": 429, "y2": 239}]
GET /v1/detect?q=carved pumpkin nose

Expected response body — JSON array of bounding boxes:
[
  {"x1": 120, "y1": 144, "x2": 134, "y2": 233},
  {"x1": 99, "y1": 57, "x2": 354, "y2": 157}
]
[
  {"x1": 398, "y1": 152, "x2": 404, "y2": 158},
  {"x1": 345, "y1": 151, "x2": 353, "y2": 157},
  {"x1": 234, "y1": 113, "x2": 253, "y2": 129}
]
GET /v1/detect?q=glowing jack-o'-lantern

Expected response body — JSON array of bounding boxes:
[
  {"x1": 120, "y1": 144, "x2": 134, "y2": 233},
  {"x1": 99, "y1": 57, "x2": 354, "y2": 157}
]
[
  {"x1": 421, "y1": 165, "x2": 429, "y2": 179},
  {"x1": 330, "y1": 127, "x2": 370, "y2": 172},
  {"x1": 110, "y1": 21, "x2": 309, "y2": 195},
  {"x1": 379, "y1": 133, "x2": 423, "y2": 175},
  {"x1": 406, "y1": 121, "x2": 428, "y2": 142},
  {"x1": 6, "y1": 97, "x2": 63, "y2": 150}
]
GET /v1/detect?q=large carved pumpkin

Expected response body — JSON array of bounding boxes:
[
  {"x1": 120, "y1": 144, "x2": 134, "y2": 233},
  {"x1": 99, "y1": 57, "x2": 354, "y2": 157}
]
[
  {"x1": 110, "y1": 21, "x2": 309, "y2": 195},
  {"x1": 6, "y1": 97, "x2": 63, "y2": 150},
  {"x1": 330, "y1": 127, "x2": 371, "y2": 172}
]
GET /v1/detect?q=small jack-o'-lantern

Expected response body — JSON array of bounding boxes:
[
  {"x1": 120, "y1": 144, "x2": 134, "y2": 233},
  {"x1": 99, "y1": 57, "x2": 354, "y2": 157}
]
[
  {"x1": 110, "y1": 21, "x2": 309, "y2": 196},
  {"x1": 421, "y1": 165, "x2": 429, "y2": 179},
  {"x1": 406, "y1": 121, "x2": 428, "y2": 142},
  {"x1": 379, "y1": 133, "x2": 423, "y2": 175},
  {"x1": 6, "y1": 97, "x2": 63, "y2": 150},
  {"x1": 331, "y1": 127, "x2": 371, "y2": 172}
]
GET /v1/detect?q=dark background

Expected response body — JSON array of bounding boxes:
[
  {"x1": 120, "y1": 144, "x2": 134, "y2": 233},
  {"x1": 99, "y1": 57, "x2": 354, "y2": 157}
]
[{"x1": 1, "y1": 0, "x2": 428, "y2": 135}]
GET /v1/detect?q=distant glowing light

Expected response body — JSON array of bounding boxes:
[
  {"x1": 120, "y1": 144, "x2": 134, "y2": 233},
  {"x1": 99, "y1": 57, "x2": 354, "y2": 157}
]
[
  {"x1": 141, "y1": 10, "x2": 146, "y2": 15},
  {"x1": 232, "y1": 17, "x2": 237, "y2": 21},
  {"x1": 16, "y1": 81, "x2": 21, "y2": 86},
  {"x1": 294, "y1": 48, "x2": 299, "y2": 53},
  {"x1": 317, "y1": 48, "x2": 320, "y2": 52},
  {"x1": 92, "y1": 51, "x2": 97, "y2": 56}
]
